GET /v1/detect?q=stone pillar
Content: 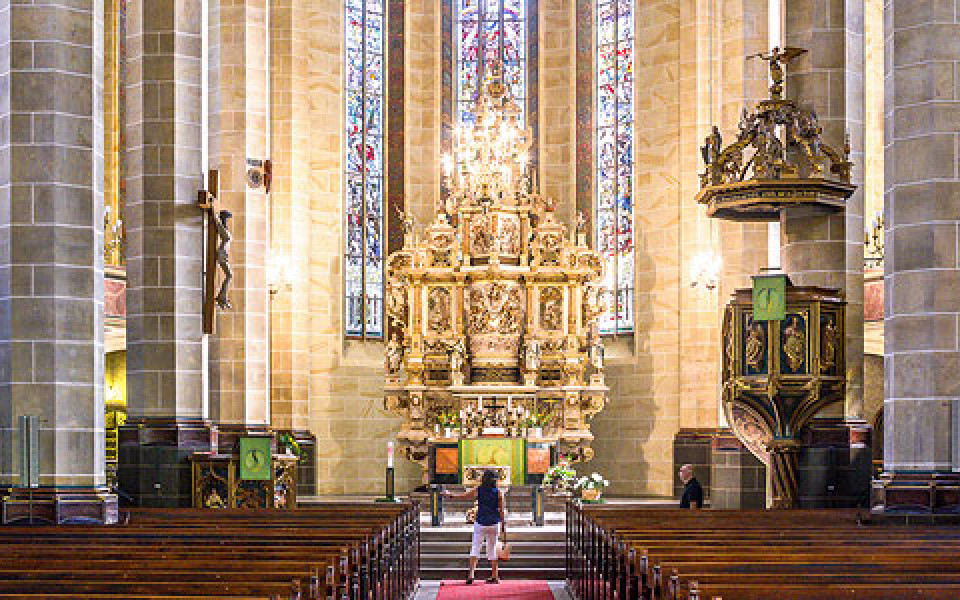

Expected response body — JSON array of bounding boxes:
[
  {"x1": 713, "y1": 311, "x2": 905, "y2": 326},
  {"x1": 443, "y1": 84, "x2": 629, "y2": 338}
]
[
  {"x1": 783, "y1": 0, "x2": 865, "y2": 422},
  {"x1": 270, "y1": 0, "x2": 315, "y2": 495},
  {"x1": 718, "y1": 0, "x2": 769, "y2": 304},
  {"x1": 874, "y1": 0, "x2": 960, "y2": 515},
  {"x1": 118, "y1": 0, "x2": 215, "y2": 508},
  {"x1": 209, "y1": 0, "x2": 271, "y2": 451},
  {"x1": 0, "y1": 0, "x2": 117, "y2": 523}
]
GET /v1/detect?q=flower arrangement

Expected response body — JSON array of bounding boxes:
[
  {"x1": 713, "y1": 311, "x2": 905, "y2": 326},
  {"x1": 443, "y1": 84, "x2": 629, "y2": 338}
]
[
  {"x1": 523, "y1": 410, "x2": 552, "y2": 428},
  {"x1": 277, "y1": 432, "x2": 301, "y2": 458},
  {"x1": 576, "y1": 472, "x2": 610, "y2": 492},
  {"x1": 576, "y1": 472, "x2": 609, "y2": 501},
  {"x1": 542, "y1": 458, "x2": 577, "y2": 493},
  {"x1": 433, "y1": 410, "x2": 460, "y2": 429}
]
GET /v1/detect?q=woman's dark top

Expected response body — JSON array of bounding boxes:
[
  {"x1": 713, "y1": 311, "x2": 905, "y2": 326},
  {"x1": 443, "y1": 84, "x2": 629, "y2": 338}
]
[{"x1": 476, "y1": 485, "x2": 501, "y2": 526}]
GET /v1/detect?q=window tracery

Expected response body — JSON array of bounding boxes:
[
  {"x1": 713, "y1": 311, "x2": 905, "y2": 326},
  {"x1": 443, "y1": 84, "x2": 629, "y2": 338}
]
[
  {"x1": 595, "y1": 0, "x2": 633, "y2": 334},
  {"x1": 345, "y1": 0, "x2": 386, "y2": 338}
]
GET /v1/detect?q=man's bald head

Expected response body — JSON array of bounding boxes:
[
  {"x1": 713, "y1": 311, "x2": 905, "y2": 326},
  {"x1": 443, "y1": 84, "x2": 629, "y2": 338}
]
[{"x1": 678, "y1": 464, "x2": 694, "y2": 483}]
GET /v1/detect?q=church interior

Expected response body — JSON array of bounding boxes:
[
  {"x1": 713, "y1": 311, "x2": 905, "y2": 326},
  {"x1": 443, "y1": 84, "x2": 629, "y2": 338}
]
[{"x1": 0, "y1": 0, "x2": 959, "y2": 597}]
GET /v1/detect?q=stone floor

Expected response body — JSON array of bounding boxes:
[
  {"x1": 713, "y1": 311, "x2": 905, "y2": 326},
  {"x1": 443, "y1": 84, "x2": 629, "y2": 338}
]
[{"x1": 414, "y1": 581, "x2": 571, "y2": 600}]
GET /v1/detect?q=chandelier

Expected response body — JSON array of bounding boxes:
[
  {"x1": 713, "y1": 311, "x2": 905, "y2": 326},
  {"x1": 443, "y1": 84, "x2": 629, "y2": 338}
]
[{"x1": 442, "y1": 63, "x2": 535, "y2": 213}]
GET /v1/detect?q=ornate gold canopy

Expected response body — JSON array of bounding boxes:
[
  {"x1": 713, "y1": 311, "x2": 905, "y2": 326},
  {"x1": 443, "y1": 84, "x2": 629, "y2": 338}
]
[
  {"x1": 383, "y1": 66, "x2": 608, "y2": 473},
  {"x1": 696, "y1": 47, "x2": 855, "y2": 221}
]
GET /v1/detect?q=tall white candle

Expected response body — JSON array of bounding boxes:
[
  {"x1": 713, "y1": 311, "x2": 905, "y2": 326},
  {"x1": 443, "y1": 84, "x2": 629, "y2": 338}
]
[{"x1": 387, "y1": 441, "x2": 394, "y2": 469}]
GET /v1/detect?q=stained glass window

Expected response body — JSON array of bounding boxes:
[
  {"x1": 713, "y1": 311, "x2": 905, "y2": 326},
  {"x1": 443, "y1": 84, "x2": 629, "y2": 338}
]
[
  {"x1": 456, "y1": 0, "x2": 526, "y2": 125},
  {"x1": 595, "y1": 0, "x2": 633, "y2": 334},
  {"x1": 345, "y1": 0, "x2": 385, "y2": 338}
]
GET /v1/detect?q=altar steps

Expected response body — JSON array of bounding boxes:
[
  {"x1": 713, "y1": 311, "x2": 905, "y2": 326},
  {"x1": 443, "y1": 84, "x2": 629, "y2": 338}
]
[{"x1": 419, "y1": 527, "x2": 566, "y2": 581}]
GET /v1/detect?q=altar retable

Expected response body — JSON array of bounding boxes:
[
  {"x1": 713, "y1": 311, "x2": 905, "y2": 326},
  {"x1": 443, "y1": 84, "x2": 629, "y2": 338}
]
[{"x1": 383, "y1": 63, "x2": 608, "y2": 487}]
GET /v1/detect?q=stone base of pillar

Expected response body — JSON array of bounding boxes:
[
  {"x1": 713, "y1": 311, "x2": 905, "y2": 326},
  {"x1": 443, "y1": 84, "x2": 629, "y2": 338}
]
[
  {"x1": 872, "y1": 472, "x2": 960, "y2": 523},
  {"x1": 795, "y1": 418, "x2": 873, "y2": 508},
  {"x1": 292, "y1": 429, "x2": 317, "y2": 497},
  {"x1": 2, "y1": 487, "x2": 118, "y2": 525},
  {"x1": 710, "y1": 431, "x2": 767, "y2": 510},
  {"x1": 118, "y1": 418, "x2": 216, "y2": 508},
  {"x1": 673, "y1": 428, "x2": 766, "y2": 509}
]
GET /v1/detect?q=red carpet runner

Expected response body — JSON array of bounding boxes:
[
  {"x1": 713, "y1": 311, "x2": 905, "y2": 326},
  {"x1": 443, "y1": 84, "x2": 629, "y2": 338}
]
[{"x1": 436, "y1": 580, "x2": 554, "y2": 600}]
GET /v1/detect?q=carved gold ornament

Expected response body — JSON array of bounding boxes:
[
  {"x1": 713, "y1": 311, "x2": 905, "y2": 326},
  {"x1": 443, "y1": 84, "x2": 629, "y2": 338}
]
[
  {"x1": 821, "y1": 318, "x2": 837, "y2": 372},
  {"x1": 782, "y1": 316, "x2": 806, "y2": 372},
  {"x1": 745, "y1": 318, "x2": 765, "y2": 372}
]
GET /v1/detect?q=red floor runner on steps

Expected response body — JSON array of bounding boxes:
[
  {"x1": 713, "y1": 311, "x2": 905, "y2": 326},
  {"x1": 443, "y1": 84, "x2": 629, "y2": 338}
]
[{"x1": 436, "y1": 580, "x2": 554, "y2": 600}]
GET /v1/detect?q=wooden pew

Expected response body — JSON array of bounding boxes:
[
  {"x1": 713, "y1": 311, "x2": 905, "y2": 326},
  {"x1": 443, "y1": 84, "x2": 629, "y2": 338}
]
[
  {"x1": 0, "y1": 501, "x2": 420, "y2": 600},
  {"x1": 566, "y1": 504, "x2": 960, "y2": 600}
]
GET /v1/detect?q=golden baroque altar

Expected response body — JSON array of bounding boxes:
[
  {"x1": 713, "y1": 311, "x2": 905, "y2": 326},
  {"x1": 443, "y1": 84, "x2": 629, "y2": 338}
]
[{"x1": 383, "y1": 68, "x2": 608, "y2": 477}]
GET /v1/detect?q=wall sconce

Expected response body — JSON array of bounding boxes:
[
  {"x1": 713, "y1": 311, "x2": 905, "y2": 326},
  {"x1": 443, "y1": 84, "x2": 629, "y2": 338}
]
[
  {"x1": 267, "y1": 253, "x2": 295, "y2": 295},
  {"x1": 690, "y1": 250, "x2": 722, "y2": 291},
  {"x1": 864, "y1": 212, "x2": 884, "y2": 269}
]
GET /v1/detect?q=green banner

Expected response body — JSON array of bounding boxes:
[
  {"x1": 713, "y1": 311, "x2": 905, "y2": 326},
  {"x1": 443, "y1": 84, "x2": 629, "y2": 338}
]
[
  {"x1": 239, "y1": 437, "x2": 272, "y2": 481},
  {"x1": 753, "y1": 274, "x2": 786, "y2": 321}
]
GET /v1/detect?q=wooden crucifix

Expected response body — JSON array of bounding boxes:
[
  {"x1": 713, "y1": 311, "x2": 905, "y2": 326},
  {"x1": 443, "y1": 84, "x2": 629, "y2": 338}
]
[{"x1": 198, "y1": 169, "x2": 232, "y2": 334}]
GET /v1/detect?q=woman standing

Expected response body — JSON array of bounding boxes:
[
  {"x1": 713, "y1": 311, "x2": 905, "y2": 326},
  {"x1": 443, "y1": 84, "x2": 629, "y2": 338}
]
[{"x1": 444, "y1": 469, "x2": 506, "y2": 584}]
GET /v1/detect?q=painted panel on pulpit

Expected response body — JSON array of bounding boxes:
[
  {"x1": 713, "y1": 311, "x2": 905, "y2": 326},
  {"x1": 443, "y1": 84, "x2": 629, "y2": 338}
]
[
  {"x1": 780, "y1": 311, "x2": 810, "y2": 375},
  {"x1": 741, "y1": 315, "x2": 768, "y2": 376},
  {"x1": 460, "y1": 438, "x2": 525, "y2": 485}
]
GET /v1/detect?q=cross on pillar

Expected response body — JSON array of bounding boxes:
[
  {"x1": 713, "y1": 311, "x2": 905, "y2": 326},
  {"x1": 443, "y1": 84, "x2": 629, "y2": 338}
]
[{"x1": 198, "y1": 169, "x2": 230, "y2": 334}]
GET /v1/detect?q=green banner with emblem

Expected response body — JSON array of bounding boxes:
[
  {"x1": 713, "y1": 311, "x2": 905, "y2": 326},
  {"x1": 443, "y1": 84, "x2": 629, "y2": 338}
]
[
  {"x1": 239, "y1": 436, "x2": 272, "y2": 481},
  {"x1": 753, "y1": 274, "x2": 787, "y2": 321}
]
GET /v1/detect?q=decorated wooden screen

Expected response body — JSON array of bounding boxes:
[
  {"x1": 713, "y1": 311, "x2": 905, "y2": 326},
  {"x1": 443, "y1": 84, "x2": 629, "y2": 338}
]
[
  {"x1": 345, "y1": 0, "x2": 386, "y2": 338},
  {"x1": 595, "y1": 0, "x2": 634, "y2": 334}
]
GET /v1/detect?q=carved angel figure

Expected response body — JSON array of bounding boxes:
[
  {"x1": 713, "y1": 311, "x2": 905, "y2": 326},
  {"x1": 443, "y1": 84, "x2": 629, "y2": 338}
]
[
  {"x1": 448, "y1": 338, "x2": 467, "y2": 376},
  {"x1": 589, "y1": 335, "x2": 604, "y2": 372},
  {"x1": 386, "y1": 283, "x2": 407, "y2": 328},
  {"x1": 385, "y1": 334, "x2": 403, "y2": 374},
  {"x1": 524, "y1": 337, "x2": 541, "y2": 372}
]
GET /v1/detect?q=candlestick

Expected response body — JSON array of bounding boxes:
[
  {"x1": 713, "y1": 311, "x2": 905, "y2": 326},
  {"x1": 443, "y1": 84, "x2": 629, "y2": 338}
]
[{"x1": 387, "y1": 441, "x2": 394, "y2": 469}]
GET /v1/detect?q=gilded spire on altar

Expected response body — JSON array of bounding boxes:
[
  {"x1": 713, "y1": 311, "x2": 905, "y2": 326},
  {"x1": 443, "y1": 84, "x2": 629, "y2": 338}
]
[{"x1": 383, "y1": 63, "x2": 608, "y2": 480}]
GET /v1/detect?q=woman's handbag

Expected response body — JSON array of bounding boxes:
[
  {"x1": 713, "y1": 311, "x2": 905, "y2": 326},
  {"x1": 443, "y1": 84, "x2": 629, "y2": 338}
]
[{"x1": 496, "y1": 533, "x2": 510, "y2": 561}]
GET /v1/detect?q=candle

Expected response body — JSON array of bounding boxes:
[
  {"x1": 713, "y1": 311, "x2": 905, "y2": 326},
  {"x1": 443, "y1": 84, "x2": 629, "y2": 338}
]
[{"x1": 387, "y1": 442, "x2": 394, "y2": 469}]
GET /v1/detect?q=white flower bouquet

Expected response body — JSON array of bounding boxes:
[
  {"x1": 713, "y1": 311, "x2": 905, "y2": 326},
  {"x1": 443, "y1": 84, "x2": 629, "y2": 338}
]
[{"x1": 575, "y1": 472, "x2": 610, "y2": 492}]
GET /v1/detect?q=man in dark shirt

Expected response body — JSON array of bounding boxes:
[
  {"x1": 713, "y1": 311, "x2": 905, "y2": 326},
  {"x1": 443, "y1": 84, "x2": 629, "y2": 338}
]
[{"x1": 678, "y1": 464, "x2": 703, "y2": 509}]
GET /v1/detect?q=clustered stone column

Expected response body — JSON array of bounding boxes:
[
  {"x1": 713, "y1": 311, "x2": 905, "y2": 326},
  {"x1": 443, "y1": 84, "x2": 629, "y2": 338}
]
[
  {"x1": 875, "y1": 0, "x2": 960, "y2": 513},
  {"x1": 0, "y1": 0, "x2": 117, "y2": 523},
  {"x1": 118, "y1": 0, "x2": 214, "y2": 508},
  {"x1": 779, "y1": 0, "x2": 871, "y2": 507},
  {"x1": 784, "y1": 0, "x2": 865, "y2": 421}
]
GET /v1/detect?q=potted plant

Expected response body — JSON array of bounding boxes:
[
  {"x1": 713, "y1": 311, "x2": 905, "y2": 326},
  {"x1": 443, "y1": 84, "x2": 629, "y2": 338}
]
[
  {"x1": 277, "y1": 432, "x2": 301, "y2": 459},
  {"x1": 524, "y1": 410, "x2": 551, "y2": 439},
  {"x1": 542, "y1": 458, "x2": 576, "y2": 495},
  {"x1": 435, "y1": 410, "x2": 460, "y2": 438},
  {"x1": 576, "y1": 472, "x2": 609, "y2": 502}
]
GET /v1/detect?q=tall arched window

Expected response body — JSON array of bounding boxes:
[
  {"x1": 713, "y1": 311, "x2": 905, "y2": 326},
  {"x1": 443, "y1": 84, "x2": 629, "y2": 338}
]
[
  {"x1": 345, "y1": 0, "x2": 385, "y2": 338},
  {"x1": 595, "y1": 0, "x2": 633, "y2": 334},
  {"x1": 456, "y1": 0, "x2": 527, "y2": 125}
]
